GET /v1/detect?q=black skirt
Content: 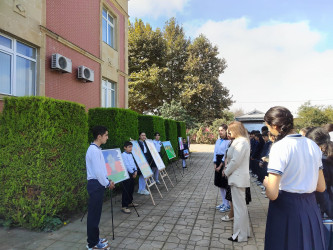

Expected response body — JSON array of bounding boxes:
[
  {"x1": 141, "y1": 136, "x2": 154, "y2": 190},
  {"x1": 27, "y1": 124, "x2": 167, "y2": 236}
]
[
  {"x1": 265, "y1": 191, "x2": 325, "y2": 250},
  {"x1": 214, "y1": 155, "x2": 228, "y2": 188}
]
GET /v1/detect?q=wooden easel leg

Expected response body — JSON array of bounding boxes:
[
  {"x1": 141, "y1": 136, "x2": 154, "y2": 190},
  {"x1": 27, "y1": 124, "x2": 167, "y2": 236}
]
[
  {"x1": 160, "y1": 170, "x2": 169, "y2": 192},
  {"x1": 145, "y1": 178, "x2": 155, "y2": 206}
]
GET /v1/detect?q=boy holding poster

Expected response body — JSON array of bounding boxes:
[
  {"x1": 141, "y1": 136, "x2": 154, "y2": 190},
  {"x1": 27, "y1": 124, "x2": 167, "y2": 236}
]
[
  {"x1": 121, "y1": 141, "x2": 139, "y2": 214},
  {"x1": 86, "y1": 126, "x2": 115, "y2": 250}
]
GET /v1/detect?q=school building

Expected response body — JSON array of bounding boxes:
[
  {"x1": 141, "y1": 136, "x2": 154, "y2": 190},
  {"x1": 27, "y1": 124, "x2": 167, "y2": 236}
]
[{"x1": 0, "y1": 0, "x2": 129, "y2": 112}]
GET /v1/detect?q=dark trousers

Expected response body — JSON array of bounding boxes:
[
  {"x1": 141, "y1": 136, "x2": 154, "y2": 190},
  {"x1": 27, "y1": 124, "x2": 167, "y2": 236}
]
[
  {"x1": 87, "y1": 180, "x2": 105, "y2": 248},
  {"x1": 122, "y1": 175, "x2": 134, "y2": 207}
]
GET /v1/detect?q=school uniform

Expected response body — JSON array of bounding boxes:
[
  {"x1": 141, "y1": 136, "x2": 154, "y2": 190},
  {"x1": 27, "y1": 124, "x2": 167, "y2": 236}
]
[
  {"x1": 153, "y1": 139, "x2": 162, "y2": 182},
  {"x1": 265, "y1": 134, "x2": 325, "y2": 250},
  {"x1": 224, "y1": 137, "x2": 251, "y2": 242},
  {"x1": 257, "y1": 141, "x2": 272, "y2": 183},
  {"x1": 85, "y1": 143, "x2": 111, "y2": 248},
  {"x1": 121, "y1": 152, "x2": 137, "y2": 208},
  {"x1": 213, "y1": 138, "x2": 230, "y2": 188}
]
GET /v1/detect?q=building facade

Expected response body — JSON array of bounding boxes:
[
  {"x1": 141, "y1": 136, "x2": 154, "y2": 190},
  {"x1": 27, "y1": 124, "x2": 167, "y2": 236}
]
[{"x1": 0, "y1": 0, "x2": 128, "y2": 111}]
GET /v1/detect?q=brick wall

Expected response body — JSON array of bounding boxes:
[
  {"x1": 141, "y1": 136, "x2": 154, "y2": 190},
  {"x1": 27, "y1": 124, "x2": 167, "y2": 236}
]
[
  {"x1": 46, "y1": 1, "x2": 100, "y2": 57},
  {"x1": 45, "y1": 37, "x2": 100, "y2": 109}
]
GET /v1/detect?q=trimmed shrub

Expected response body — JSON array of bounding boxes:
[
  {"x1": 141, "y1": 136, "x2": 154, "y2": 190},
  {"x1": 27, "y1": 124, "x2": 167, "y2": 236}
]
[
  {"x1": 0, "y1": 97, "x2": 88, "y2": 229},
  {"x1": 177, "y1": 121, "x2": 187, "y2": 139},
  {"x1": 138, "y1": 115, "x2": 168, "y2": 164},
  {"x1": 164, "y1": 119, "x2": 179, "y2": 159},
  {"x1": 88, "y1": 108, "x2": 138, "y2": 150},
  {"x1": 138, "y1": 115, "x2": 166, "y2": 141}
]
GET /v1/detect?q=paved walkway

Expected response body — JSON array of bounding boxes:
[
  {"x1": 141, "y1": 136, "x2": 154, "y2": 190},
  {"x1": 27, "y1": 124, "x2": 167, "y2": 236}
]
[{"x1": 0, "y1": 144, "x2": 269, "y2": 250}]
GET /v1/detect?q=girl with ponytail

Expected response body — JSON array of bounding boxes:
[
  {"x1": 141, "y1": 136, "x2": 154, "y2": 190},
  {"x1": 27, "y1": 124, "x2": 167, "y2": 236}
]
[{"x1": 263, "y1": 106, "x2": 326, "y2": 250}]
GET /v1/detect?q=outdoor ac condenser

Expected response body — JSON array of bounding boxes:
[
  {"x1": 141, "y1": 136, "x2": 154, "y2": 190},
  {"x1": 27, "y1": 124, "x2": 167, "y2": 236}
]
[
  {"x1": 77, "y1": 66, "x2": 94, "y2": 82},
  {"x1": 51, "y1": 53, "x2": 72, "y2": 73}
]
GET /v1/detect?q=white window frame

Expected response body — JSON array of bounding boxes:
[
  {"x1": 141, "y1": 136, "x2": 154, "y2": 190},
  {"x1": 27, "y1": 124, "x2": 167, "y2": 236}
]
[
  {"x1": 102, "y1": 8, "x2": 116, "y2": 49},
  {"x1": 102, "y1": 79, "x2": 117, "y2": 108},
  {"x1": 0, "y1": 33, "x2": 37, "y2": 96}
]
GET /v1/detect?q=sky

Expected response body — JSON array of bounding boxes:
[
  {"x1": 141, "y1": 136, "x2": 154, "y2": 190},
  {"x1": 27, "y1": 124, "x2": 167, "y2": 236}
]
[{"x1": 128, "y1": 0, "x2": 333, "y2": 114}]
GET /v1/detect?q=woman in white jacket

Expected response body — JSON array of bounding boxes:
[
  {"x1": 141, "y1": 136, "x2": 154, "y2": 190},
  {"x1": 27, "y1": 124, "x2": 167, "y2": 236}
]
[{"x1": 223, "y1": 121, "x2": 251, "y2": 242}]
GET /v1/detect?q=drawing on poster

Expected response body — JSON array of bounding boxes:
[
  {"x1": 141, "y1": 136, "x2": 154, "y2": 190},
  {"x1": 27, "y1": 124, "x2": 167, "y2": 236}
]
[
  {"x1": 102, "y1": 148, "x2": 129, "y2": 184},
  {"x1": 178, "y1": 137, "x2": 184, "y2": 150},
  {"x1": 146, "y1": 139, "x2": 165, "y2": 170},
  {"x1": 131, "y1": 141, "x2": 153, "y2": 178},
  {"x1": 162, "y1": 141, "x2": 176, "y2": 160}
]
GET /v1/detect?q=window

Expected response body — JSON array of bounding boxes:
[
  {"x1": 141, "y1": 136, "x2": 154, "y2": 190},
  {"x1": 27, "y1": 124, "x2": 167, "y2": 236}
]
[
  {"x1": 0, "y1": 34, "x2": 36, "y2": 96},
  {"x1": 102, "y1": 79, "x2": 116, "y2": 107},
  {"x1": 102, "y1": 8, "x2": 115, "y2": 49}
]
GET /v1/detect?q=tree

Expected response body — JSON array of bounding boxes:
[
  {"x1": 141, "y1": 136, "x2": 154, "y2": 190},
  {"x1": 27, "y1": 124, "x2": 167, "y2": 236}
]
[
  {"x1": 295, "y1": 102, "x2": 332, "y2": 129},
  {"x1": 181, "y1": 35, "x2": 232, "y2": 124},
  {"x1": 159, "y1": 100, "x2": 196, "y2": 128},
  {"x1": 162, "y1": 18, "x2": 190, "y2": 103},
  {"x1": 128, "y1": 19, "x2": 166, "y2": 73},
  {"x1": 128, "y1": 19, "x2": 167, "y2": 112}
]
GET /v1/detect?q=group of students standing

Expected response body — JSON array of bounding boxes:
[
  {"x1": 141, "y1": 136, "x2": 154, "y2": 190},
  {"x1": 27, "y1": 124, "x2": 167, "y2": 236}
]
[
  {"x1": 85, "y1": 128, "x2": 189, "y2": 250},
  {"x1": 214, "y1": 106, "x2": 333, "y2": 249}
]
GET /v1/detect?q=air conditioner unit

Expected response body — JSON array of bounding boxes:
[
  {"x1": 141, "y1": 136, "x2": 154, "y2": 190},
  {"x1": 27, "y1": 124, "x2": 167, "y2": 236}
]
[
  {"x1": 51, "y1": 53, "x2": 72, "y2": 73},
  {"x1": 78, "y1": 66, "x2": 94, "y2": 82}
]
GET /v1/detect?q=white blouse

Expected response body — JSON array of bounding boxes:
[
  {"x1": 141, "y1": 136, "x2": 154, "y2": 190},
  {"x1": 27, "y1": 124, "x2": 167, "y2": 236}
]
[{"x1": 267, "y1": 134, "x2": 322, "y2": 193}]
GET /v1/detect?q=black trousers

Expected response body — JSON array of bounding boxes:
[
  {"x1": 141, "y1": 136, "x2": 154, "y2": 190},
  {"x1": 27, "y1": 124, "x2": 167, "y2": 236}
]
[
  {"x1": 122, "y1": 175, "x2": 134, "y2": 208},
  {"x1": 87, "y1": 180, "x2": 105, "y2": 248}
]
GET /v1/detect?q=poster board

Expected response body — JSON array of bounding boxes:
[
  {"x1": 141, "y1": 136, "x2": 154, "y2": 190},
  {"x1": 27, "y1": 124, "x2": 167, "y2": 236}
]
[
  {"x1": 162, "y1": 141, "x2": 176, "y2": 160},
  {"x1": 187, "y1": 136, "x2": 190, "y2": 148},
  {"x1": 146, "y1": 139, "x2": 165, "y2": 171},
  {"x1": 102, "y1": 148, "x2": 130, "y2": 184},
  {"x1": 178, "y1": 137, "x2": 184, "y2": 150},
  {"x1": 131, "y1": 141, "x2": 153, "y2": 178}
]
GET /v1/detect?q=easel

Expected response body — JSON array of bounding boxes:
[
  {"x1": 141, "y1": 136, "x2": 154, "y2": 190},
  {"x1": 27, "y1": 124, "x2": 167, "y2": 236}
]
[
  {"x1": 159, "y1": 168, "x2": 174, "y2": 191},
  {"x1": 145, "y1": 175, "x2": 163, "y2": 205}
]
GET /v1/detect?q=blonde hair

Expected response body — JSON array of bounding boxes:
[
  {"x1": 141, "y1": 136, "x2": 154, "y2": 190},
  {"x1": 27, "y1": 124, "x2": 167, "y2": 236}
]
[{"x1": 228, "y1": 121, "x2": 249, "y2": 139}]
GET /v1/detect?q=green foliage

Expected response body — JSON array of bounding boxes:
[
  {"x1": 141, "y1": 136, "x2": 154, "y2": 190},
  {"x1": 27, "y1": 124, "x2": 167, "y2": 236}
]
[
  {"x1": 88, "y1": 108, "x2": 138, "y2": 149},
  {"x1": 182, "y1": 35, "x2": 232, "y2": 124},
  {"x1": 138, "y1": 115, "x2": 166, "y2": 141},
  {"x1": 159, "y1": 100, "x2": 197, "y2": 128},
  {"x1": 0, "y1": 97, "x2": 88, "y2": 229},
  {"x1": 138, "y1": 115, "x2": 168, "y2": 164},
  {"x1": 128, "y1": 18, "x2": 232, "y2": 125},
  {"x1": 295, "y1": 102, "x2": 333, "y2": 129},
  {"x1": 177, "y1": 121, "x2": 187, "y2": 139},
  {"x1": 164, "y1": 119, "x2": 179, "y2": 159}
]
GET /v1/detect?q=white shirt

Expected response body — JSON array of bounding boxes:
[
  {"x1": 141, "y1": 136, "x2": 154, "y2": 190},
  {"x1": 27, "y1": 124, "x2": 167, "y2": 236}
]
[
  {"x1": 86, "y1": 144, "x2": 109, "y2": 187},
  {"x1": 267, "y1": 134, "x2": 322, "y2": 193},
  {"x1": 329, "y1": 131, "x2": 333, "y2": 142},
  {"x1": 121, "y1": 151, "x2": 137, "y2": 174},
  {"x1": 153, "y1": 140, "x2": 162, "y2": 153},
  {"x1": 213, "y1": 138, "x2": 230, "y2": 162}
]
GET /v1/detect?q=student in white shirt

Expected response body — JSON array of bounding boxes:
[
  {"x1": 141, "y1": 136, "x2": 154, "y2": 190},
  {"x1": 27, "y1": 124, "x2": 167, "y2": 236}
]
[
  {"x1": 213, "y1": 124, "x2": 230, "y2": 212},
  {"x1": 86, "y1": 126, "x2": 115, "y2": 250},
  {"x1": 121, "y1": 141, "x2": 138, "y2": 214},
  {"x1": 152, "y1": 132, "x2": 162, "y2": 184},
  {"x1": 263, "y1": 106, "x2": 326, "y2": 250}
]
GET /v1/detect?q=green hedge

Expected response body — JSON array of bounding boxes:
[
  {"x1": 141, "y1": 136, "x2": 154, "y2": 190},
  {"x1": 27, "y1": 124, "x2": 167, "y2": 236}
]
[
  {"x1": 177, "y1": 121, "x2": 187, "y2": 139},
  {"x1": 0, "y1": 97, "x2": 88, "y2": 229},
  {"x1": 138, "y1": 115, "x2": 168, "y2": 164},
  {"x1": 138, "y1": 115, "x2": 166, "y2": 140},
  {"x1": 164, "y1": 119, "x2": 179, "y2": 159},
  {"x1": 88, "y1": 108, "x2": 138, "y2": 150}
]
